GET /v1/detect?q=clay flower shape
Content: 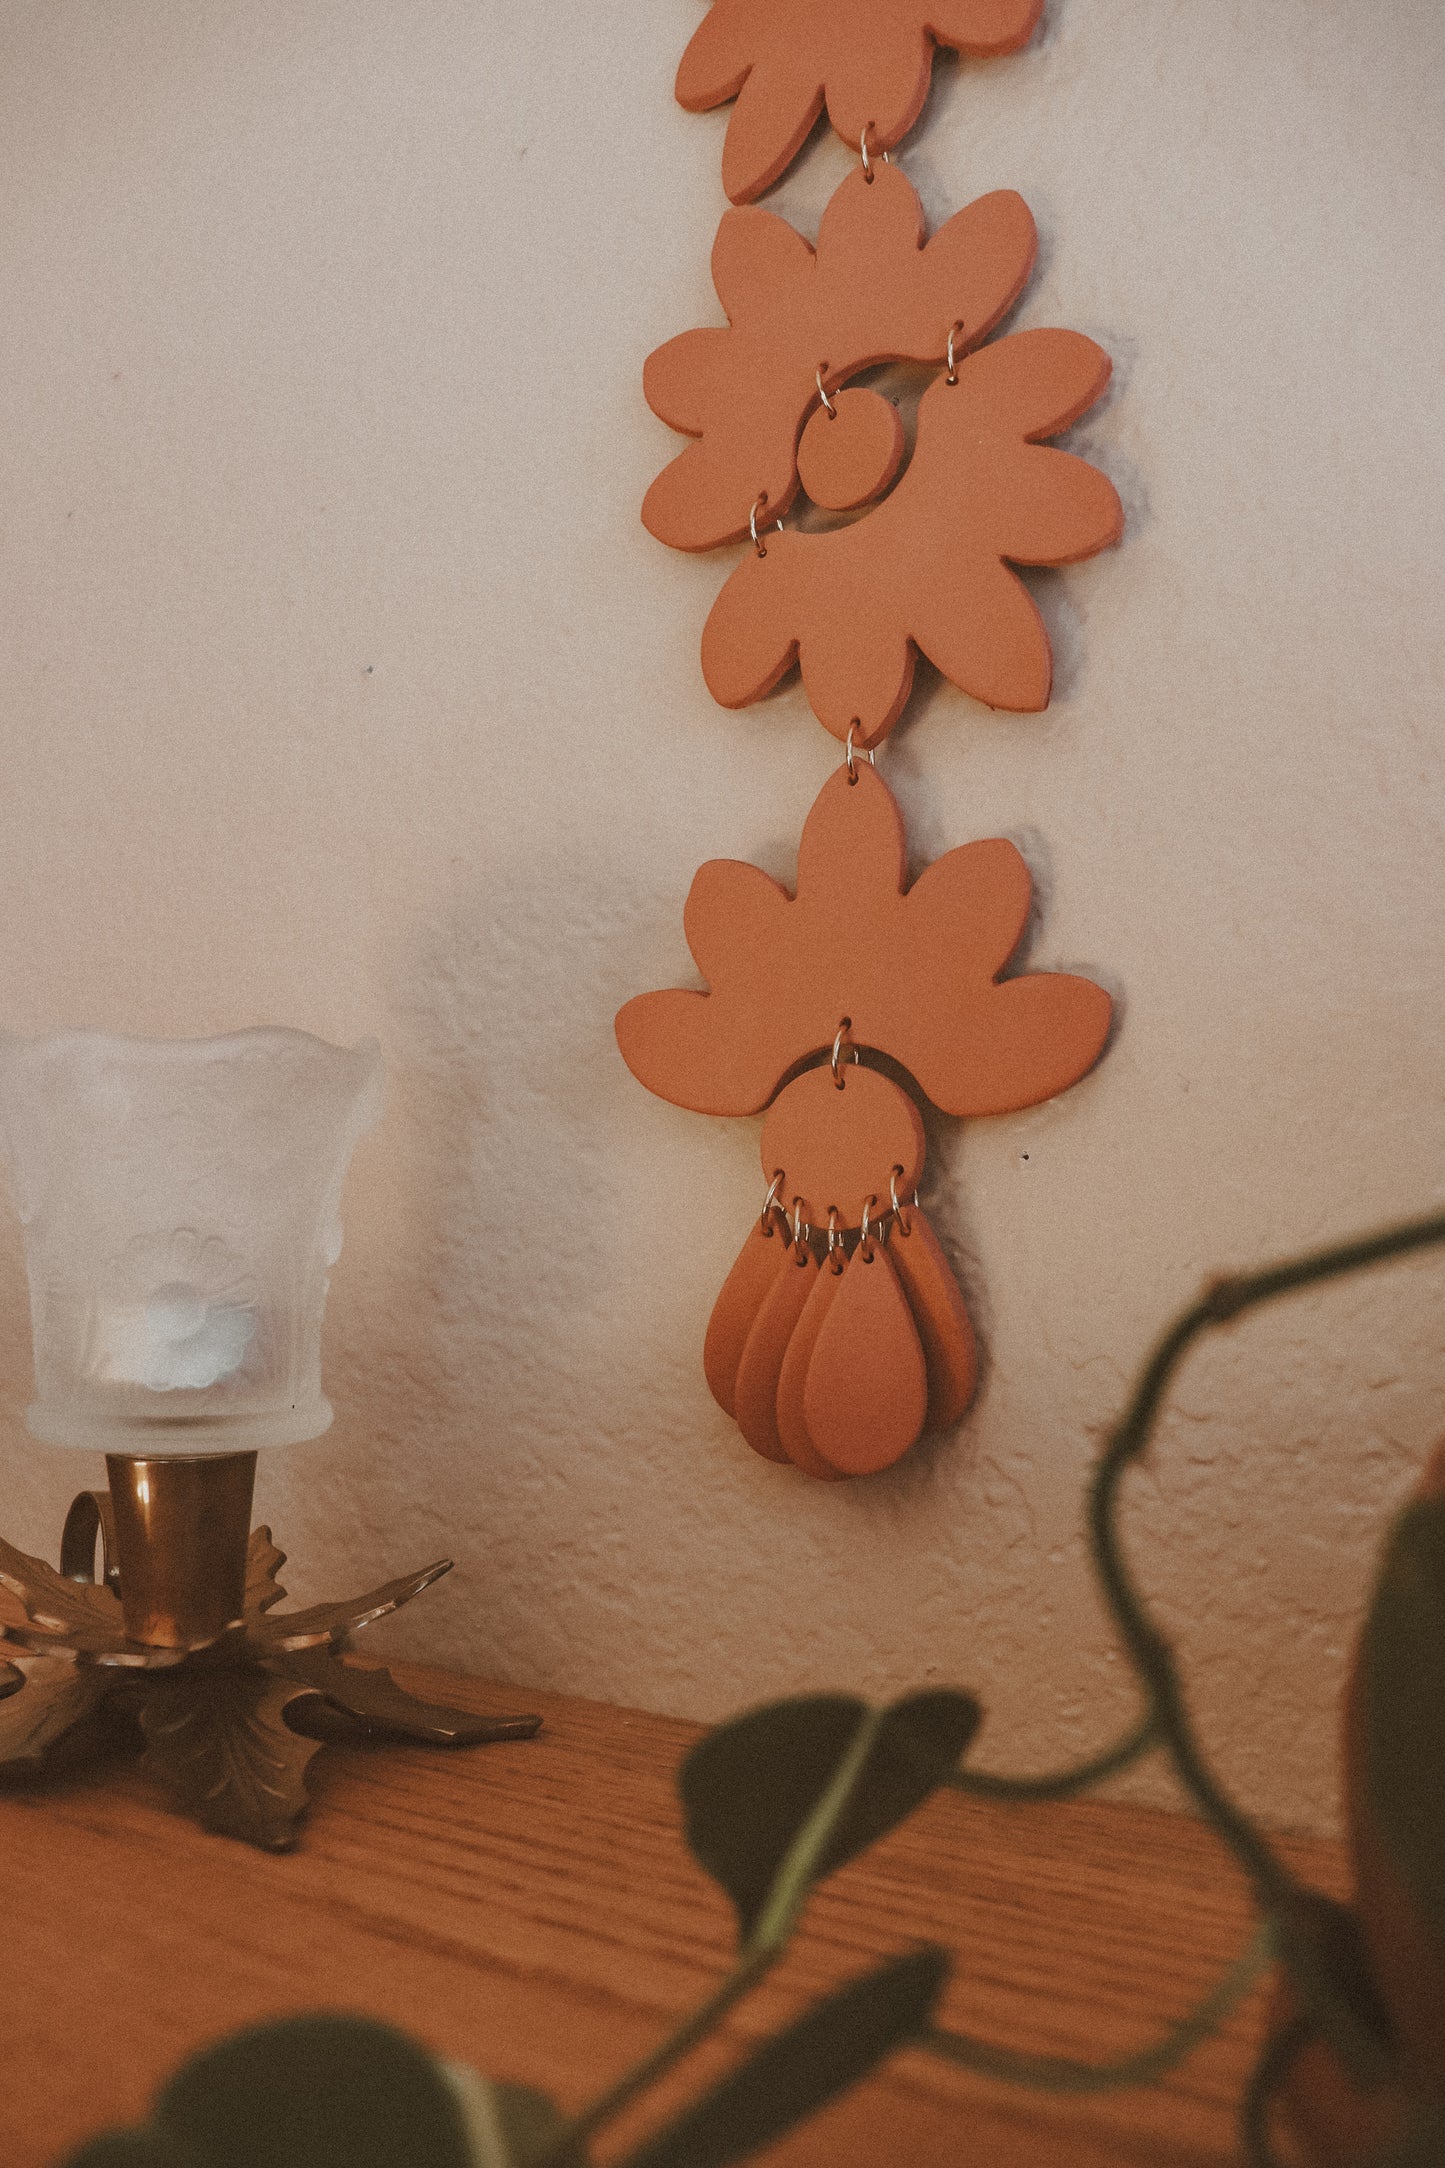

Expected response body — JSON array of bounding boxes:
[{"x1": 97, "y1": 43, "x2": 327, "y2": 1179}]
[
  {"x1": 616, "y1": 761, "x2": 1111, "y2": 1118},
  {"x1": 701, "y1": 328, "x2": 1123, "y2": 743},
  {"x1": 643, "y1": 163, "x2": 1036, "y2": 552},
  {"x1": 678, "y1": 0, "x2": 1045, "y2": 204}
]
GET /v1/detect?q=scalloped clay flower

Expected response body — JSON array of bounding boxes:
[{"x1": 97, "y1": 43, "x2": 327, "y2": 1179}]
[
  {"x1": 678, "y1": 0, "x2": 1045, "y2": 203},
  {"x1": 702, "y1": 327, "x2": 1123, "y2": 744},
  {"x1": 644, "y1": 163, "x2": 1038, "y2": 553}
]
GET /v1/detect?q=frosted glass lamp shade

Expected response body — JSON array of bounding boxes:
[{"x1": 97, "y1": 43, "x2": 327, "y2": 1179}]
[{"x1": 0, "y1": 1028, "x2": 382, "y2": 1454}]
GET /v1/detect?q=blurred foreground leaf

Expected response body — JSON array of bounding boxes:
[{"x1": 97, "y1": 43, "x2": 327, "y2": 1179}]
[
  {"x1": 443, "y1": 2065, "x2": 586, "y2": 2166},
  {"x1": 618, "y1": 1947, "x2": 948, "y2": 2168},
  {"x1": 62, "y1": 2138, "x2": 196, "y2": 2168},
  {"x1": 1362, "y1": 1496, "x2": 1445, "y2": 1961},
  {"x1": 681, "y1": 1691, "x2": 979, "y2": 1946},
  {"x1": 155, "y1": 2015, "x2": 478, "y2": 2168}
]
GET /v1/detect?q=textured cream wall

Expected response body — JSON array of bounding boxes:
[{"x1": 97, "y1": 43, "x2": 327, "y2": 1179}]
[{"x1": 0, "y1": 0, "x2": 1442, "y2": 1834}]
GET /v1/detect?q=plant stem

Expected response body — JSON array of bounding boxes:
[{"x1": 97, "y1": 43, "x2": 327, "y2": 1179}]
[
  {"x1": 926, "y1": 1917, "x2": 1275, "y2": 2095},
  {"x1": 1240, "y1": 2012, "x2": 1312, "y2": 2168},
  {"x1": 531, "y1": 1707, "x2": 885, "y2": 2165},
  {"x1": 944, "y1": 1710, "x2": 1160, "y2": 1802},
  {"x1": 1088, "y1": 1207, "x2": 1445, "y2": 1913},
  {"x1": 530, "y1": 1952, "x2": 775, "y2": 2167},
  {"x1": 537, "y1": 1208, "x2": 1445, "y2": 2166},
  {"x1": 750, "y1": 1707, "x2": 884, "y2": 1953}
]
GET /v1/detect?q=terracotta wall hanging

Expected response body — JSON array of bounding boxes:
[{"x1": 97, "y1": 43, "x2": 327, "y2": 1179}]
[
  {"x1": 618, "y1": 763, "x2": 1111, "y2": 1476},
  {"x1": 618, "y1": 2, "x2": 1121, "y2": 1477}
]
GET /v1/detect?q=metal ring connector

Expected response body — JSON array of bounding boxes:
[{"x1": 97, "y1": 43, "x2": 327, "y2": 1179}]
[
  {"x1": 889, "y1": 1162, "x2": 917, "y2": 1235},
  {"x1": 831, "y1": 1018, "x2": 859, "y2": 1088},
  {"x1": 859, "y1": 125, "x2": 890, "y2": 182},
  {"x1": 946, "y1": 320, "x2": 965, "y2": 386},
  {"x1": 749, "y1": 492, "x2": 783, "y2": 557},
  {"x1": 815, "y1": 364, "x2": 837, "y2": 419},
  {"x1": 762, "y1": 1168, "x2": 786, "y2": 1234},
  {"x1": 844, "y1": 719, "x2": 876, "y2": 782},
  {"x1": 825, "y1": 1206, "x2": 845, "y2": 1272},
  {"x1": 860, "y1": 1194, "x2": 879, "y2": 1261},
  {"x1": 791, "y1": 1197, "x2": 812, "y2": 1253}
]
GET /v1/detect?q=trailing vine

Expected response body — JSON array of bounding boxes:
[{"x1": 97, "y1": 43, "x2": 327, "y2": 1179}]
[{"x1": 65, "y1": 1208, "x2": 1445, "y2": 2168}]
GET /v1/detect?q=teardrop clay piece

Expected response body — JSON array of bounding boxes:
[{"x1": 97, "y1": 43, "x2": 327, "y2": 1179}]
[
  {"x1": 888, "y1": 1208, "x2": 978, "y2": 1430},
  {"x1": 775, "y1": 1258, "x2": 850, "y2": 1481},
  {"x1": 733, "y1": 1242, "x2": 819, "y2": 1463},
  {"x1": 803, "y1": 1244, "x2": 928, "y2": 1475},
  {"x1": 704, "y1": 1217, "x2": 791, "y2": 1416}
]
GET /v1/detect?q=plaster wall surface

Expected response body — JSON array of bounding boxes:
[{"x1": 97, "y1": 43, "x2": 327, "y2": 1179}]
[{"x1": 0, "y1": 0, "x2": 1441, "y2": 1834}]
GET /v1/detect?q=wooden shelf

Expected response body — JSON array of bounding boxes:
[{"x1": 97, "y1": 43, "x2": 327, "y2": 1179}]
[{"x1": 0, "y1": 1664, "x2": 1345, "y2": 2166}]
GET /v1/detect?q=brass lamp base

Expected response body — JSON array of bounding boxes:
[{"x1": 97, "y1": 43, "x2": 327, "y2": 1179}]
[{"x1": 0, "y1": 1455, "x2": 540, "y2": 1852}]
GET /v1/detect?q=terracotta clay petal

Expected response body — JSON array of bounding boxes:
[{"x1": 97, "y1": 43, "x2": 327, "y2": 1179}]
[
  {"x1": 927, "y1": 0, "x2": 1045, "y2": 57},
  {"x1": 776, "y1": 1262, "x2": 851, "y2": 1479},
  {"x1": 722, "y1": 51, "x2": 828, "y2": 205},
  {"x1": 917, "y1": 187, "x2": 1038, "y2": 340},
  {"x1": 702, "y1": 532, "x2": 916, "y2": 744},
  {"x1": 615, "y1": 986, "x2": 763, "y2": 1116},
  {"x1": 810, "y1": 170, "x2": 1036, "y2": 365},
  {"x1": 798, "y1": 586, "x2": 917, "y2": 747},
  {"x1": 795, "y1": 755, "x2": 907, "y2": 909},
  {"x1": 815, "y1": 153, "x2": 925, "y2": 268},
  {"x1": 704, "y1": 1220, "x2": 791, "y2": 1417},
  {"x1": 902, "y1": 970, "x2": 1114, "y2": 1119},
  {"x1": 889, "y1": 1211, "x2": 978, "y2": 1429},
  {"x1": 674, "y1": 0, "x2": 756, "y2": 110},
  {"x1": 904, "y1": 836, "x2": 1033, "y2": 983},
  {"x1": 615, "y1": 858, "x2": 791, "y2": 1113},
  {"x1": 914, "y1": 553, "x2": 1053, "y2": 714},
  {"x1": 734, "y1": 1245, "x2": 820, "y2": 1461},
  {"x1": 712, "y1": 204, "x2": 816, "y2": 323},
  {"x1": 956, "y1": 326, "x2": 1113, "y2": 441},
  {"x1": 823, "y1": 27, "x2": 934, "y2": 161},
  {"x1": 803, "y1": 1245, "x2": 929, "y2": 1475},
  {"x1": 650, "y1": 426, "x2": 803, "y2": 555},
  {"x1": 701, "y1": 556, "x2": 800, "y2": 716},
  {"x1": 643, "y1": 327, "x2": 731, "y2": 434},
  {"x1": 643, "y1": 440, "x2": 759, "y2": 555},
  {"x1": 684, "y1": 856, "x2": 791, "y2": 987},
  {"x1": 979, "y1": 441, "x2": 1124, "y2": 566}
]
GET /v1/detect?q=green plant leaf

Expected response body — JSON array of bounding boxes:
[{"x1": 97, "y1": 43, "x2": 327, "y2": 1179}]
[
  {"x1": 1272, "y1": 1888, "x2": 1393, "y2": 2087},
  {"x1": 441, "y1": 2065, "x2": 584, "y2": 2167},
  {"x1": 155, "y1": 2015, "x2": 477, "y2": 2168},
  {"x1": 1362, "y1": 1495, "x2": 1445, "y2": 1962},
  {"x1": 680, "y1": 1691, "x2": 979, "y2": 1946},
  {"x1": 59, "y1": 2137, "x2": 197, "y2": 2168},
  {"x1": 616, "y1": 1947, "x2": 948, "y2": 2168},
  {"x1": 1377, "y1": 2106, "x2": 1445, "y2": 2166}
]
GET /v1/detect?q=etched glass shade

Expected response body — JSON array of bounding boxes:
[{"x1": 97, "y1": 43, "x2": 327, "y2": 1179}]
[{"x1": 0, "y1": 1028, "x2": 382, "y2": 1454}]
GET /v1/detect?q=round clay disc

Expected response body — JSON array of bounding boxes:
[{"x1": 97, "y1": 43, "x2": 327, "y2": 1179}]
[
  {"x1": 797, "y1": 387, "x2": 905, "y2": 512},
  {"x1": 760, "y1": 1062, "x2": 925, "y2": 1231}
]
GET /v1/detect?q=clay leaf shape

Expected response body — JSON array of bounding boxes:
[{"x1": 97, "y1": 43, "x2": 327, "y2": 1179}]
[
  {"x1": 677, "y1": 0, "x2": 1045, "y2": 205},
  {"x1": 615, "y1": 762, "x2": 1111, "y2": 1118},
  {"x1": 703, "y1": 328, "x2": 1123, "y2": 742},
  {"x1": 644, "y1": 162, "x2": 1036, "y2": 551}
]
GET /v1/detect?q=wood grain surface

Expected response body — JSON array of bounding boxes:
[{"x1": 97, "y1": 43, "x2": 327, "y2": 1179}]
[{"x1": 0, "y1": 1663, "x2": 1348, "y2": 2167}]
